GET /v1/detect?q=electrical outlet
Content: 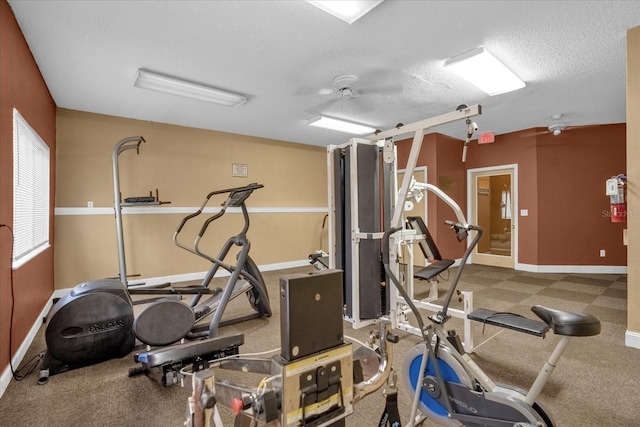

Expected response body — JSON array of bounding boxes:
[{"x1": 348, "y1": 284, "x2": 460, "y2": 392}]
[
  {"x1": 87, "y1": 201, "x2": 94, "y2": 208},
  {"x1": 600, "y1": 249, "x2": 606, "y2": 257}
]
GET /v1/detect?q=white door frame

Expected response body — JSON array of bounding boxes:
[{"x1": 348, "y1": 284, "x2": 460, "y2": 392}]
[{"x1": 466, "y1": 164, "x2": 518, "y2": 268}]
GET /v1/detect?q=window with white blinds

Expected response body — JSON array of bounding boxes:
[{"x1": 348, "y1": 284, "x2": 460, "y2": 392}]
[{"x1": 12, "y1": 108, "x2": 50, "y2": 269}]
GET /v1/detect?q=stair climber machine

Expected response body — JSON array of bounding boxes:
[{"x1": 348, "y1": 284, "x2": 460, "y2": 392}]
[{"x1": 38, "y1": 183, "x2": 271, "y2": 384}]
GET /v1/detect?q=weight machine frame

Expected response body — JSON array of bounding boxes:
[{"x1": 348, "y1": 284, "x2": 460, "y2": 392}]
[{"x1": 327, "y1": 105, "x2": 482, "y2": 348}]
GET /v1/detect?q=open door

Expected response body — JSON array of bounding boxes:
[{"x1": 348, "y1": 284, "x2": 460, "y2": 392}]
[{"x1": 469, "y1": 166, "x2": 516, "y2": 268}]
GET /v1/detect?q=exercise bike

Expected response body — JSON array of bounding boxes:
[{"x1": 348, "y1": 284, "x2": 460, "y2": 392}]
[
  {"x1": 39, "y1": 183, "x2": 271, "y2": 383},
  {"x1": 383, "y1": 207, "x2": 601, "y2": 426}
]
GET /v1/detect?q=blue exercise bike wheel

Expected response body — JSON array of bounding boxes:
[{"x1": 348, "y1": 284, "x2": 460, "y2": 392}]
[{"x1": 401, "y1": 342, "x2": 473, "y2": 427}]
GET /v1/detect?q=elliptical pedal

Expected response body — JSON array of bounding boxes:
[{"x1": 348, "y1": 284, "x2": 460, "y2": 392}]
[{"x1": 192, "y1": 280, "x2": 253, "y2": 316}]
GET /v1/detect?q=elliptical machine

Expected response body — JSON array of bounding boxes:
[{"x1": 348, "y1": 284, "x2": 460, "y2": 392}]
[
  {"x1": 132, "y1": 182, "x2": 271, "y2": 343},
  {"x1": 39, "y1": 183, "x2": 271, "y2": 383}
]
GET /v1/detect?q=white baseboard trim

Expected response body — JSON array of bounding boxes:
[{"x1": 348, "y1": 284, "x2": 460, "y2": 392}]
[
  {"x1": 0, "y1": 297, "x2": 54, "y2": 399},
  {"x1": 126, "y1": 259, "x2": 311, "y2": 287},
  {"x1": 626, "y1": 330, "x2": 640, "y2": 349},
  {"x1": 515, "y1": 263, "x2": 627, "y2": 275}
]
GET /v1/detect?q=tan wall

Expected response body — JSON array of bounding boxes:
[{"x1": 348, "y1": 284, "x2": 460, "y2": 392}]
[
  {"x1": 55, "y1": 109, "x2": 327, "y2": 289},
  {"x1": 0, "y1": 0, "x2": 56, "y2": 373},
  {"x1": 627, "y1": 26, "x2": 640, "y2": 336}
]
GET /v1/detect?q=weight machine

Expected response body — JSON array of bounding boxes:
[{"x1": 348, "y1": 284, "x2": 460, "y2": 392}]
[{"x1": 326, "y1": 105, "x2": 481, "y2": 348}]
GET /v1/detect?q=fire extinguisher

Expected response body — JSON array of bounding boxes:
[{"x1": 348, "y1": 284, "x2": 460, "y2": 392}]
[{"x1": 606, "y1": 174, "x2": 627, "y2": 223}]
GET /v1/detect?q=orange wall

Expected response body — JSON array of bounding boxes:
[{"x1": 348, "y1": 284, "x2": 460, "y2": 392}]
[
  {"x1": 536, "y1": 124, "x2": 626, "y2": 265},
  {"x1": 397, "y1": 123, "x2": 626, "y2": 267},
  {"x1": 466, "y1": 131, "x2": 541, "y2": 264},
  {"x1": 397, "y1": 134, "x2": 469, "y2": 259},
  {"x1": 0, "y1": 1, "x2": 56, "y2": 372}
]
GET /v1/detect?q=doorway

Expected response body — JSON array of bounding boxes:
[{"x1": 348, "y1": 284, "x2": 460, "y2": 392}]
[{"x1": 468, "y1": 165, "x2": 517, "y2": 268}]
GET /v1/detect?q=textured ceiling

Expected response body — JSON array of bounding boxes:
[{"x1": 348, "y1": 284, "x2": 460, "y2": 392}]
[{"x1": 8, "y1": 0, "x2": 640, "y2": 147}]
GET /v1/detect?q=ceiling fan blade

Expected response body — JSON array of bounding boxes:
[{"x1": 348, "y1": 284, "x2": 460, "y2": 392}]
[
  {"x1": 562, "y1": 124, "x2": 606, "y2": 132},
  {"x1": 519, "y1": 129, "x2": 549, "y2": 138},
  {"x1": 295, "y1": 85, "x2": 334, "y2": 96},
  {"x1": 359, "y1": 82, "x2": 404, "y2": 96},
  {"x1": 355, "y1": 68, "x2": 404, "y2": 96},
  {"x1": 308, "y1": 97, "x2": 340, "y2": 114},
  {"x1": 318, "y1": 96, "x2": 374, "y2": 115}
]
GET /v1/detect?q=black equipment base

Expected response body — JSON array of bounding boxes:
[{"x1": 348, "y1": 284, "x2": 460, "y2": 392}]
[
  {"x1": 39, "y1": 279, "x2": 135, "y2": 384},
  {"x1": 129, "y1": 333, "x2": 244, "y2": 386}
]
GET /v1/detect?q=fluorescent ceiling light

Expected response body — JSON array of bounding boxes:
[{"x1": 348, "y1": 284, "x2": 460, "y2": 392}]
[
  {"x1": 308, "y1": 116, "x2": 376, "y2": 135},
  {"x1": 444, "y1": 47, "x2": 525, "y2": 96},
  {"x1": 306, "y1": 0, "x2": 383, "y2": 24},
  {"x1": 134, "y1": 69, "x2": 246, "y2": 107}
]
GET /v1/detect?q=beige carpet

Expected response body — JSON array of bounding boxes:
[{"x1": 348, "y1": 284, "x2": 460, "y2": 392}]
[{"x1": 0, "y1": 264, "x2": 636, "y2": 426}]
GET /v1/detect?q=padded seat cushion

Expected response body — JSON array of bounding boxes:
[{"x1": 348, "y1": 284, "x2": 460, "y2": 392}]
[{"x1": 531, "y1": 305, "x2": 601, "y2": 337}]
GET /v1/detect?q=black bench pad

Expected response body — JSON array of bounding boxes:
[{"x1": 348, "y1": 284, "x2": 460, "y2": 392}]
[
  {"x1": 468, "y1": 308, "x2": 550, "y2": 337},
  {"x1": 414, "y1": 259, "x2": 455, "y2": 281}
]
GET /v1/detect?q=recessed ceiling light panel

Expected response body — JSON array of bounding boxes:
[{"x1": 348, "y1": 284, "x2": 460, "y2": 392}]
[
  {"x1": 444, "y1": 47, "x2": 525, "y2": 96},
  {"x1": 306, "y1": 0, "x2": 384, "y2": 24}
]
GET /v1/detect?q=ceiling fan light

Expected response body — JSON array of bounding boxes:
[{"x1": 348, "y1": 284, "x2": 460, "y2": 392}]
[
  {"x1": 444, "y1": 47, "x2": 525, "y2": 96},
  {"x1": 134, "y1": 69, "x2": 247, "y2": 107},
  {"x1": 308, "y1": 116, "x2": 376, "y2": 135},
  {"x1": 306, "y1": 0, "x2": 384, "y2": 24}
]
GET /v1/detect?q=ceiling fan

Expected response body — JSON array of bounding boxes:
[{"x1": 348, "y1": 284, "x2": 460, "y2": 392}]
[
  {"x1": 547, "y1": 113, "x2": 569, "y2": 136},
  {"x1": 521, "y1": 113, "x2": 600, "y2": 138},
  {"x1": 321, "y1": 74, "x2": 361, "y2": 98},
  {"x1": 311, "y1": 72, "x2": 403, "y2": 115}
]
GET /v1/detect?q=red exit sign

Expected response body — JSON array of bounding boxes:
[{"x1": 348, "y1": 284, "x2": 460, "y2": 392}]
[{"x1": 478, "y1": 132, "x2": 495, "y2": 144}]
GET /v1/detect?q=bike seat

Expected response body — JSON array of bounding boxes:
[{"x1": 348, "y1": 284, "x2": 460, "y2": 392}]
[{"x1": 531, "y1": 305, "x2": 601, "y2": 337}]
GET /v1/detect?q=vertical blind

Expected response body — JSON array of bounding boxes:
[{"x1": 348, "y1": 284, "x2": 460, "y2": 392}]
[{"x1": 13, "y1": 108, "x2": 50, "y2": 269}]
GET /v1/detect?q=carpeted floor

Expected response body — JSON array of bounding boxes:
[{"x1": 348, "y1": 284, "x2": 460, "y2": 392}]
[{"x1": 0, "y1": 264, "x2": 636, "y2": 427}]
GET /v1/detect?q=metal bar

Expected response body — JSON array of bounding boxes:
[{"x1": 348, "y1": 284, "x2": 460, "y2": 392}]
[
  {"x1": 391, "y1": 129, "x2": 425, "y2": 229},
  {"x1": 525, "y1": 335, "x2": 571, "y2": 405},
  {"x1": 327, "y1": 145, "x2": 337, "y2": 270},
  {"x1": 386, "y1": 106, "x2": 482, "y2": 229},
  {"x1": 362, "y1": 105, "x2": 481, "y2": 141},
  {"x1": 218, "y1": 358, "x2": 273, "y2": 375},
  {"x1": 112, "y1": 136, "x2": 145, "y2": 286},
  {"x1": 352, "y1": 232, "x2": 385, "y2": 240},
  {"x1": 348, "y1": 138, "x2": 361, "y2": 326}
]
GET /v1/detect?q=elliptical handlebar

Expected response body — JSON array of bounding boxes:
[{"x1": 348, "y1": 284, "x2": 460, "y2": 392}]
[
  {"x1": 205, "y1": 182, "x2": 264, "y2": 202},
  {"x1": 173, "y1": 183, "x2": 263, "y2": 257}
]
